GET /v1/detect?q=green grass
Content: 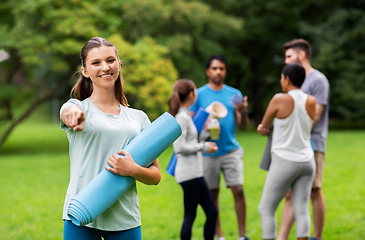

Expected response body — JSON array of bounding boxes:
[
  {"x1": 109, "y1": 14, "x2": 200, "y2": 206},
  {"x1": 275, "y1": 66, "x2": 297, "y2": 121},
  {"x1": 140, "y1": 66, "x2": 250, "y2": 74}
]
[{"x1": 0, "y1": 108, "x2": 364, "y2": 239}]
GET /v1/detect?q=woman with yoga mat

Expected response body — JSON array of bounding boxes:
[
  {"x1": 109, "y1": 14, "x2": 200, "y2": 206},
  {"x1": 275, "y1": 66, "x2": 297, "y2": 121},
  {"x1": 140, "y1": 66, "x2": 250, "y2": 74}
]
[
  {"x1": 168, "y1": 79, "x2": 218, "y2": 240},
  {"x1": 257, "y1": 63, "x2": 316, "y2": 240},
  {"x1": 60, "y1": 37, "x2": 161, "y2": 240}
]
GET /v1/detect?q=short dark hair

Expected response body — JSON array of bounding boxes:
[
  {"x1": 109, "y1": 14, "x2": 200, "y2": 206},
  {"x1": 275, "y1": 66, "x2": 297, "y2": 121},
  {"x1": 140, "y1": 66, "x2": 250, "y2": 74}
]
[
  {"x1": 283, "y1": 39, "x2": 312, "y2": 60},
  {"x1": 206, "y1": 54, "x2": 227, "y2": 69},
  {"x1": 282, "y1": 63, "x2": 306, "y2": 87}
]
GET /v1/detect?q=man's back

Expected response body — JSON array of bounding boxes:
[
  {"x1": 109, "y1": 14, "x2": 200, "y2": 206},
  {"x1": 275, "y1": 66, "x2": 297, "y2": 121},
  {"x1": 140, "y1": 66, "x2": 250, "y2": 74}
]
[{"x1": 301, "y1": 69, "x2": 330, "y2": 152}]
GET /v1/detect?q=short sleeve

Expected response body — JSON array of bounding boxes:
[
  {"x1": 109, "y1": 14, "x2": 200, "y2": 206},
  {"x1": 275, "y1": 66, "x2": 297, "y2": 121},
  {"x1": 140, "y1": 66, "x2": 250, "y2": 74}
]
[
  {"x1": 311, "y1": 78, "x2": 329, "y2": 106},
  {"x1": 140, "y1": 111, "x2": 151, "y2": 130},
  {"x1": 237, "y1": 89, "x2": 244, "y2": 98}
]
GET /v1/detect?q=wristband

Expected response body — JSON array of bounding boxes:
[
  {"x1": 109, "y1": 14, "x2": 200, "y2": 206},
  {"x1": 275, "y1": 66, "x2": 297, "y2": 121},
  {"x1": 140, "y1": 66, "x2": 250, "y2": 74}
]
[{"x1": 242, "y1": 111, "x2": 248, "y2": 117}]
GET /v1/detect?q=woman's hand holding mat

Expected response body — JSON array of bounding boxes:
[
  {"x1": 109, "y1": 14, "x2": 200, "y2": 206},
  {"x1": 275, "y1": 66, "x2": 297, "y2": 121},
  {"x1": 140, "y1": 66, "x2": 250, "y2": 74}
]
[
  {"x1": 106, "y1": 150, "x2": 139, "y2": 177},
  {"x1": 67, "y1": 112, "x2": 182, "y2": 226}
]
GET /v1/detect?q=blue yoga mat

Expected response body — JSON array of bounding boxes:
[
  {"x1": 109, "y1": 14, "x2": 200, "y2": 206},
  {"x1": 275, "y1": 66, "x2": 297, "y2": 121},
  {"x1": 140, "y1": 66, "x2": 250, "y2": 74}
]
[
  {"x1": 67, "y1": 112, "x2": 182, "y2": 226},
  {"x1": 166, "y1": 107, "x2": 209, "y2": 176},
  {"x1": 260, "y1": 128, "x2": 273, "y2": 171}
]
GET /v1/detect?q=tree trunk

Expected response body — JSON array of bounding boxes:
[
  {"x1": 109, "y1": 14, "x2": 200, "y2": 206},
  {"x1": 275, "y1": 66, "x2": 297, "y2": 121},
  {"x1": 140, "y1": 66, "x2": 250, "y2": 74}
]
[
  {"x1": 0, "y1": 93, "x2": 53, "y2": 148},
  {"x1": 0, "y1": 100, "x2": 13, "y2": 120}
]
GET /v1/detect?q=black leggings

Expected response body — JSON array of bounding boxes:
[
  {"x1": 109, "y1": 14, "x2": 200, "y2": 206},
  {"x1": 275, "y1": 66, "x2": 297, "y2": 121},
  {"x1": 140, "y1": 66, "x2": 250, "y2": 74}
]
[{"x1": 180, "y1": 177, "x2": 218, "y2": 240}]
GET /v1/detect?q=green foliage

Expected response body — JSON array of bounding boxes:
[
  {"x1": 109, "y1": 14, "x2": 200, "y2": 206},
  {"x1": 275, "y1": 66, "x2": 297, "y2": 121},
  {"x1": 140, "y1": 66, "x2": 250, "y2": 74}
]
[
  {"x1": 299, "y1": 1, "x2": 365, "y2": 120},
  {"x1": 118, "y1": 0, "x2": 244, "y2": 86},
  {"x1": 0, "y1": 0, "x2": 180, "y2": 146},
  {"x1": 0, "y1": 110, "x2": 364, "y2": 239},
  {"x1": 1, "y1": 0, "x2": 365, "y2": 147},
  {"x1": 108, "y1": 34, "x2": 178, "y2": 120},
  {"x1": 194, "y1": 0, "x2": 365, "y2": 123}
]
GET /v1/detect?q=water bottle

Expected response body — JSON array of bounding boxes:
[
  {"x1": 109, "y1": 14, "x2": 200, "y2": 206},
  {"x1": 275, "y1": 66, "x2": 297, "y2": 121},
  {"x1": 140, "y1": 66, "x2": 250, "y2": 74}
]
[{"x1": 208, "y1": 118, "x2": 220, "y2": 140}]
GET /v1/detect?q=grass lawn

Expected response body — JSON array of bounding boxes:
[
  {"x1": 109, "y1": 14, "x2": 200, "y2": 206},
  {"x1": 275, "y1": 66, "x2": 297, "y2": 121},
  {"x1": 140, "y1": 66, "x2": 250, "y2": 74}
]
[{"x1": 0, "y1": 107, "x2": 364, "y2": 239}]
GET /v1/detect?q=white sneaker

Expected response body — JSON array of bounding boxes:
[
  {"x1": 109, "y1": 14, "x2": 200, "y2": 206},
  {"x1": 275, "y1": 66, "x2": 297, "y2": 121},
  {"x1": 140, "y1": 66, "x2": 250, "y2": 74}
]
[{"x1": 239, "y1": 237, "x2": 250, "y2": 240}]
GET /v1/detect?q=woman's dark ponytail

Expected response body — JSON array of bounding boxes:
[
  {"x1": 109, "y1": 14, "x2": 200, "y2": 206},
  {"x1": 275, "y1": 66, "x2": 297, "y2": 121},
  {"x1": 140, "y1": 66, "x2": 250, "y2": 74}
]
[
  {"x1": 168, "y1": 79, "x2": 196, "y2": 117},
  {"x1": 168, "y1": 91, "x2": 180, "y2": 117}
]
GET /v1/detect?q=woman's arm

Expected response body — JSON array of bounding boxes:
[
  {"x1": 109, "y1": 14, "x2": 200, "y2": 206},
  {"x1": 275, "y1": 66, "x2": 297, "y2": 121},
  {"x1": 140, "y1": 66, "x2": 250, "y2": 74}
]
[
  {"x1": 174, "y1": 132, "x2": 207, "y2": 155},
  {"x1": 106, "y1": 149, "x2": 161, "y2": 185},
  {"x1": 306, "y1": 95, "x2": 317, "y2": 123},
  {"x1": 257, "y1": 93, "x2": 287, "y2": 136},
  {"x1": 61, "y1": 104, "x2": 85, "y2": 131},
  {"x1": 257, "y1": 93, "x2": 295, "y2": 136},
  {"x1": 259, "y1": 95, "x2": 280, "y2": 130},
  {"x1": 173, "y1": 114, "x2": 207, "y2": 155},
  {"x1": 312, "y1": 103, "x2": 322, "y2": 126}
]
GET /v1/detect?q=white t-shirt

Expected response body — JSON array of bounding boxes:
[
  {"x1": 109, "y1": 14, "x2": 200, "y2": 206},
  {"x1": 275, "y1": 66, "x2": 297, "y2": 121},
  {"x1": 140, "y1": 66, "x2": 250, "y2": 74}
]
[
  {"x1": 271, "y1": 90, "x2": 314, "y2": 162},
  {"x1": 60, "y1": 98, "x2": 150, "y2": 231}
]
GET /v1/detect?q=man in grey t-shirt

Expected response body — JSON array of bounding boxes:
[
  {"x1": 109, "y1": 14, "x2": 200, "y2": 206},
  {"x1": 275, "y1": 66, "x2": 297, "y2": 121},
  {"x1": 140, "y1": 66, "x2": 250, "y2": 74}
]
[
  {"x1": 301, "y1": 70, "x2": 330, "y2": 153},
  {"x1": 278, "y1": 39, "x2": 329, "y2": 240}
]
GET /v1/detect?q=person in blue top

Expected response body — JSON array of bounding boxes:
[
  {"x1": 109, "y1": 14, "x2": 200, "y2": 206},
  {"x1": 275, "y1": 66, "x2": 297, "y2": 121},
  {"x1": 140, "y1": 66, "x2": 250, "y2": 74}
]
[
  {"x1": 190, "y1": 54, "x2": 250, "y2": 240},
  {"x1": 60, "y1": 37, "x2": 161, "y2": 240}
]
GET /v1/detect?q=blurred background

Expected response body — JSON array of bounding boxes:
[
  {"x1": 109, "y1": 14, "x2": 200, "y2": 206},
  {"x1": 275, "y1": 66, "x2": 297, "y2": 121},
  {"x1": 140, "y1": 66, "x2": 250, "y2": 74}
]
[{"x1": 1, "y1": 0, "x2": 365, "y2": 147}]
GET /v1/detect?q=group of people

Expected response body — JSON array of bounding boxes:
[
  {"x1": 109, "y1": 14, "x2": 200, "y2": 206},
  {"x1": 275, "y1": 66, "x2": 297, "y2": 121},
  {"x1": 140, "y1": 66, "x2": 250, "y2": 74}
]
[{"x1": 60, "y1": 36, "x2": 329, "y2": 240}]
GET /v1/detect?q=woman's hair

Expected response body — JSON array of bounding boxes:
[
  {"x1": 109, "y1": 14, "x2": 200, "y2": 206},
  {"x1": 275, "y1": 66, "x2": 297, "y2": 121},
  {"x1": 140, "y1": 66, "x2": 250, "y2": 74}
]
[
  {"x1": 282, "y1": 63, "x2": 306, "y2": 87},
  {"x1": 168, "y1": 79, "x2": 196, "y2": 117},
  {"x1": 70, "y1": 37, "x2": 128, "y2": 106}
]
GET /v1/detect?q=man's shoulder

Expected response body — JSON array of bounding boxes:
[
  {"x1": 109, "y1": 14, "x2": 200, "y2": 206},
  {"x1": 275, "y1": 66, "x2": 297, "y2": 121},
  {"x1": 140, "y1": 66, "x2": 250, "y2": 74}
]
[
  {"x1": 223, "y1": 84, "x2": 241, "y2": 93},
  {"x1": 303, "y1": 69, "x2": 329, "y2": 93},
  {"x1": 309, "y1": 69, "x2": 329, "y2": 84},
  {"x1": 221, "y1": 85, "x2": 243, "y2": 98},
  {"x1": 197, "y1": 84, "x2": 210, "y2": 92},
  {"x1": 197, "y1": 84, "x2": 240, "y2": 91}
]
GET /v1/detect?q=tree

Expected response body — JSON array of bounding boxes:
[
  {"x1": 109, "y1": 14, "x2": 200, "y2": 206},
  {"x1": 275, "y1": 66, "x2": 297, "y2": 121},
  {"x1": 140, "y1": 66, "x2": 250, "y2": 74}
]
[
  {"x1": 299, "y1": 0, "x2": 365, "y2": 124},
  {"x1": 1, "y1": 0, "x2": 364, "y2": 148},
  {"x1": 117, "y1": 0, "x2": 244, "y2": 86},
  {"x1": 109, "y1": 34, "x2": 178, "y2": 120},
  {"x1": 0, "y1": 0, "x2": 243, "y2": 148},
  {"x1": 0, "y1": 0, "x2": 178, "y2": 147},
  {"x1": 195, "y1": 0, "x2": 365, "y2": 125}
]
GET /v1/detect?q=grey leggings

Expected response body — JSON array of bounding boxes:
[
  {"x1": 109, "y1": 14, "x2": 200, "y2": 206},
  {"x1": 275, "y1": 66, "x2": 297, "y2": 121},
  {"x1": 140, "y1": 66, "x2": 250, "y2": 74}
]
[{"x1": 259, "y1": 153, "x2": 315, "y2": 239}]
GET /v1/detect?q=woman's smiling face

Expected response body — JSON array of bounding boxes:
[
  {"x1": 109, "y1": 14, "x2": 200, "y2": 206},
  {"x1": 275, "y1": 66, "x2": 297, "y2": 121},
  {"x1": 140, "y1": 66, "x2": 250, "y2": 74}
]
[{"x1": 81, "y1": 46, "x2": 121, "y2": 90}]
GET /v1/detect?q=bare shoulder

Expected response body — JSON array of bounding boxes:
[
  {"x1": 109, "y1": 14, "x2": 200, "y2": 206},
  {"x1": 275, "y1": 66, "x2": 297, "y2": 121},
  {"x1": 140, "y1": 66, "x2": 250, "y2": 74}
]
[
  {"x1": 272, "y1": 93, "x2": 292, "y2": 103},
  {"x1": 307, "y1": 95, "x2": 316, "y2": 106},
  {"x1": 306, "y1": 95, "x2": 317, "y2": 120}
]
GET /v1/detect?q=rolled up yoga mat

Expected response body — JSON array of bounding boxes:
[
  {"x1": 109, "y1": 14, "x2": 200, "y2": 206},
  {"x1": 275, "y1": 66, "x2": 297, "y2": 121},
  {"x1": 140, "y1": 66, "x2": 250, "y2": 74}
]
[
  {"x1": 166, "y1": 107, "x2": 209, "y2": 176},
  {"x1": 67, "y1": 112, "x2": 182, "y2": 226},
  {"x1": 260, "y1": 127, "x2": 273, "y2": 171}
]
